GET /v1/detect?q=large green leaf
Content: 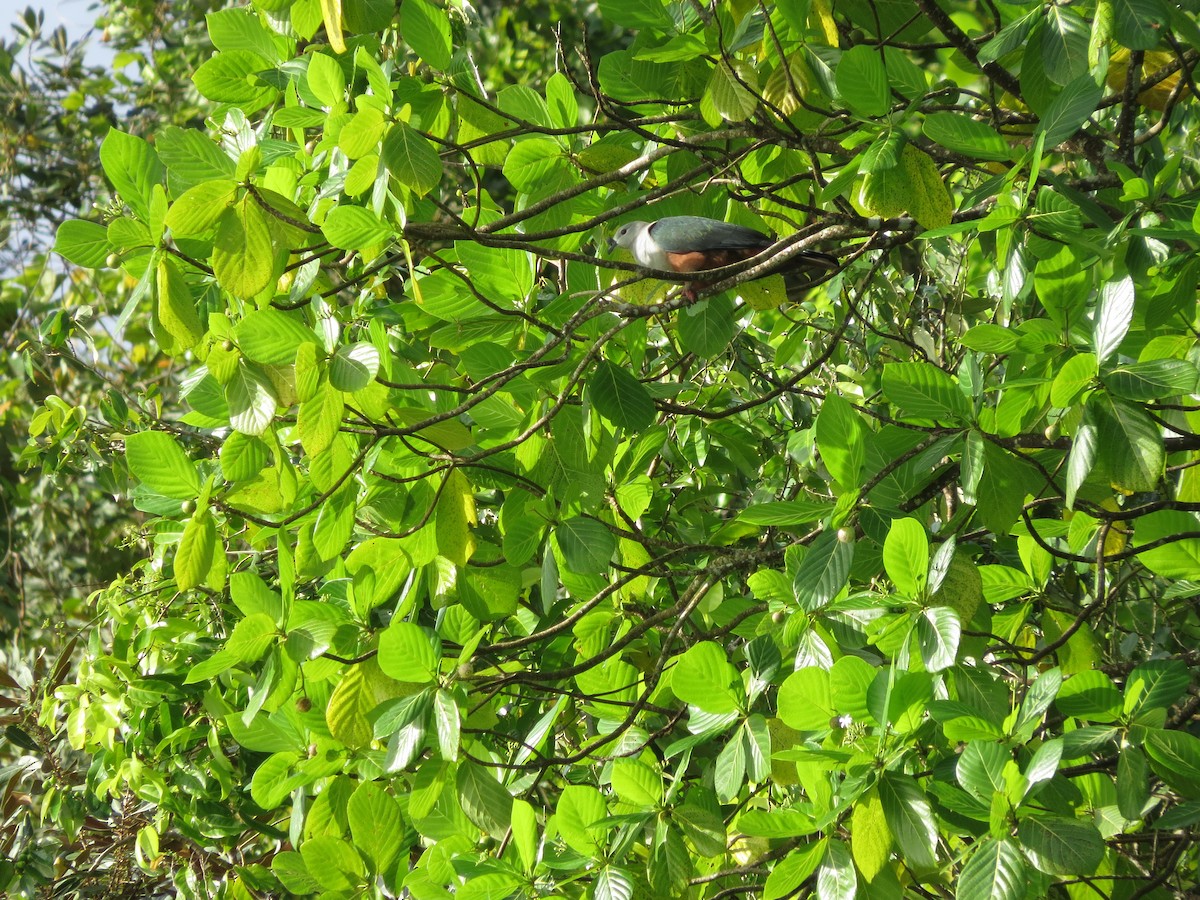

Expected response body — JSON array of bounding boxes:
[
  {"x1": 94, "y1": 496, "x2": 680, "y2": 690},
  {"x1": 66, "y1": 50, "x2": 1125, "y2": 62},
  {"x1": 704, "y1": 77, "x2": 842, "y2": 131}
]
[
  {"x1": 881, "y1": 361, "x2": 972, "y2": 422},
  {"x1": 1017, "y1": 815, "x2": 1104, "y2": 876},
  {"x1": 125, "y1": 431, "x2": 200, "y2": 499},
  {"x1": 957, "y1": 838, "x2": 1027, "y2": 900},
  {"x1": 381, "y1": 121, "x2": 443, "y2": 196},
  {"x1": 55, "y1": 220, "x2": 114, "y2": 268},
  {"x1": 588, "y1": 360, "x2": 655, "y2": 431},
  {"x1": 671, "y1": 641, "x2": 739, "y2": 714},
  {"x1": 99, "y1": 129, "x2": 164, "y2": 223},
  {"x1": 879, "y1": 773, "x2": 938, "y2": 871}
]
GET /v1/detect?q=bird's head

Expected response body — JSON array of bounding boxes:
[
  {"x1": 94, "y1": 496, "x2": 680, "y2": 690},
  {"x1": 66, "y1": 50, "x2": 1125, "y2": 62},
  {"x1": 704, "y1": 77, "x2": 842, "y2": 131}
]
[{"x1": 608, "y1": 221, "x2": 650, "y2": 252}]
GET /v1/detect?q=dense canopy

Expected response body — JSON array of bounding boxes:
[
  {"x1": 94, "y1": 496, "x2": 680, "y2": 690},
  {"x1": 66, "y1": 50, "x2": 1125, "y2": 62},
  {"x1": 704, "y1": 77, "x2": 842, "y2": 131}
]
[{"x1": 4, "y1": 0, "x2": 1200, "y2": 897}]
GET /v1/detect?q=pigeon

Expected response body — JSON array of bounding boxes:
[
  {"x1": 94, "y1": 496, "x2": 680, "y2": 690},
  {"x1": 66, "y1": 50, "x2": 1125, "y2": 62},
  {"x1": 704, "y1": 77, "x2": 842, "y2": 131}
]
[{"x1": 608, "y1": 216, "x2": 838, "y2": 289}]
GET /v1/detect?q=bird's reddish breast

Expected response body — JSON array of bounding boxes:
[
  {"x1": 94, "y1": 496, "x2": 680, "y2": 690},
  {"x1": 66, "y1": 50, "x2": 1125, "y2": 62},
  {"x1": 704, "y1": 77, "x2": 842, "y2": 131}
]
[{"x1": 664, "y1": 247, "x2": 757, "y2": 273}]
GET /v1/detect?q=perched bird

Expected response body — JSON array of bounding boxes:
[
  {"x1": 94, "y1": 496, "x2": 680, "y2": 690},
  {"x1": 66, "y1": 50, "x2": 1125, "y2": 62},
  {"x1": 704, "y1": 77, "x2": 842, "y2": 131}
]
[{"x1": 608, "y1": 215, "x2": 838, "y2": 293}]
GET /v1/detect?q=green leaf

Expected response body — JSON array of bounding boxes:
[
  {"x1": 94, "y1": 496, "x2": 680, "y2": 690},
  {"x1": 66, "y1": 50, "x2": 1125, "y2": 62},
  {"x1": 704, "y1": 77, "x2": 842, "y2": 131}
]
[
  {"x1": 206, "y1": 7, "x2": 283, "y2": 61},
  {"x1": 883, "y1": 517, "x2": 929, "y2": 596},
  {"x1": 917, "y1": 606, "x2": 961, "y2": 672},
  {"x1": 1016, "y1": 667, "x2": 1063, "y2": 734},
  {"x1": 272, "y1": 852, "x2": 321, "y2": 895},
  {"x1": 298, "y1": 383, "x2": 344, "y2": 456},
  {"x1": 1042, "y1": 7, "x2": 1090, "y2": 86},
  {"x1": 556, "y1": 517, "x2": 616, "y2": 575},
  {"x1": 378, "y1": 621, "x2": 438, "y2": 683},
  {"x1": 237, "y1": 309, "x2": 319, "y2": 365},
  {"x1": 597, "y1": 0, "x2": 675, "y2": 30},
  {"x1": 156, "y1": 125, "x2": 236, "y2": 192},
  {"x1": 1056, "y1": 670, "x2": 1121, "y2": 719},
  {"x1": 1050, "y1": 352, "x2": 1097, "y2": 408},
  {"x1": 502, "y1": 138, "x2": 566, "y2": 191},
  {"x1": 382, "y1": 121, "x2": 443, "y2": 196},
  {"x1": 764, "y1": 841, "x2": 827, "y2": 900},
  {"x1": 226, "y1": 362, "x2": 278, "y2": 436},
  {"x1": 702, "y1": 59, "x2": 758, "y2": 124},
  {"x1": 815, "y1": 395, "x2": 866, "y2": 489},
  {"x1": 836, "y1": 45, "x2": 890, "y2": 117},
  {"x1": 1034, "y1": 245, "x2": 1089, "y2": 330},
  {"x1": 193, "y1": 50, "x2": 275, "y2": 106},
  {"x1": 1113, "y1": 0, "x2": 1170, "y2": 49},
  {"x1": 792, "y1": 531, "x2": 853, "y2": 611},
  {"x1": 226, "y1": 613, "x2": 276, "y2": 662},
  {"x1": 1132, "y1": 510, "x2": 1200, "y2": 578},
  {"x1": 1143, "y1": 728, "x2": 1200, "y2": 798},
  {"x1": 1017, "y1": 815, "x2": 1104, "y2": 876},
  {"x1": 1089, "y1": 392, "x2": 1164, "y2": 492},
  {"x1": 1037, "y1": 74, "x2": 1103, "y2": 147},
  {"x1": 1064, "y1": 405, "x2": 1096, "y2": 511},
  {"x1": 879, "y1": 773, "x2": 938, "y2": 871},
  {"x1": 778, "y1": 667, "x2": 834, "y2": 731},
  {"x1": 433, "y1": 688, "x2": 459, "y2": 761},
  {"x1": 850, "y1": 787, "x2": 891, "y2": 882},
  {"x1": 1124, "y1": 659, "x2": 1190, "y2": 715},
  {"x1": 922, "y1": 113, "x2": 1012, "y2": 161},
  {"x1": 164, "y1": 180, "x2": 237, "y2": 235},
  {"x1": 339, "y1": 107, "x2": 385, "y2": 158},
  {"x1": 956, "y1": 837, "x2": 1027, "y2": 900},
  {"x1": 594, "y1": 866, "x2": 633, "y2": 900},
  {"x1": 306, "y1": 52, "x2": 345, "y2": 107},
  {"x1": 55, "y1": 220, "x2": 114, "y2": 268},
  {"x1": 611, "y1": 758, "x2": 662, "y2": 808},
  {"x1": 816, "y1": 839, "x2": 857, "y2": 900},
  {"x1": 400, "y1": 0, "x2": 453, "y2": 69},
  {"x1": 322, "y1": 205, "x2": 392, "y2": 250},
  {"x1": 156, "y1": 257, "x2": 203, "y2": 349},
  {"x1": 678, "y1": 295, "x2": 735, "y2": 357},
  {"x1": 1104, "y1": 359, "x2": 1200, "y2": 401},
  {"x1": 957, "y1": 740, "x2": 1008, "y2": 800},
  {"x1": 674, "y1": 803, "x2": 727, "y2": 857},
  {"x1": 99, "y1": 129, "x2": 164, "y2": 223},
  {"x1": 220, "y1": 432, "x2": 269, "y2": 483},
  {"x1": 456, "y1": 242, "x2": 533, "y2": 304},
  {"x1": 738, "y1": 499, "x2": 834, "y2": 526},
  {"x1": 329, "y1": 342, "x2": 381, "y2": 391},
  {"x1": 714, "y1": 731, "x2": 746, "y2": 802},
  {"x1": 125, "y1": 431, "x2": 200, "y2": 499},
  {"x1": 348, "y1": 781, "x2": 403, "y2": 874},
  {"x1": 434, "y1": 469, "x2": 475, "y2": 566},
  {"x1": 300, "y1": 835, "x2": 365, "y2": 892},
  {"x1": 671, "y1": 641, "x2": 739, "y2": 714},
  {"x1": 588, "y1": 360, "x2": 655, "y2": 431},
  {"x1": 176, "y1": 510, "x2": 217, "y2": 591},
  {"x1": 556, "y1": 784, "x2": 607, "y2": 855},
  {"x1": 1093, "y1": 276, "x2": 1134, "y2": 364},
  {"x1": 1117, "y1": 745, "x2": 1150, "y2": 819},
  {"x1": 511, "y1": 798, "x2": 538, "y2": 872},
  {"x1": 881, "y1": 361, "x2": 972, "y2": 422}
]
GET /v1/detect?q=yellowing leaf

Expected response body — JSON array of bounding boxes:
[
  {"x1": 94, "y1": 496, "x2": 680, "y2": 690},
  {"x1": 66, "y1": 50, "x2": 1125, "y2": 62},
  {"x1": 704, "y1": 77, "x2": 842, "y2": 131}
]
[
  {"x1": 320, "y1": 0, "x2": 345, "y2": 54},
  {"x1": 858, "y1": 144, "x2": 954, "y2": 229},
  {"x1": 739, "y1": 274, "x2": 788, "y2": 310},
  {"x1": 811, "y1": 0, "x2": 839, "y2": 45},
  {"x1": 436, "y1": 469, "x2": 476, "y2": 566},
  {"x1": 213, "y1": 197, "x2": 277, "y2": 299}
]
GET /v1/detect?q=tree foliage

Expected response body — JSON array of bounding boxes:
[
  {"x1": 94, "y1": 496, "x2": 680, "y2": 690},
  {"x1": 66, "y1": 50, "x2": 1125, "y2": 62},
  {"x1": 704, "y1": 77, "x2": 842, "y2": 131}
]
[{"x1": 6, "y1": 0, "x2": 1200, "y2": 896}]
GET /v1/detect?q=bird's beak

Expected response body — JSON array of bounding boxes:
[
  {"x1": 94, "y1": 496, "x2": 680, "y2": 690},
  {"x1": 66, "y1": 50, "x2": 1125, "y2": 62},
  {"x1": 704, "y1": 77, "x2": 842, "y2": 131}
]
[{"x1": 606, "y1": 237, "x2": 617, "y2": 252}]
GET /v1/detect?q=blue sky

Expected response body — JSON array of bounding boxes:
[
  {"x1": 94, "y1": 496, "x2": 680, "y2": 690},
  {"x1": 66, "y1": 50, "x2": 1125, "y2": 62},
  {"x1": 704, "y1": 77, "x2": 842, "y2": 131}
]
[
  {"x1": 1, "y1": 0, "x2": 104, "y2": 47},
  {"x1": 0, "y1": 0, "x2": 97, "y2": 33}
]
